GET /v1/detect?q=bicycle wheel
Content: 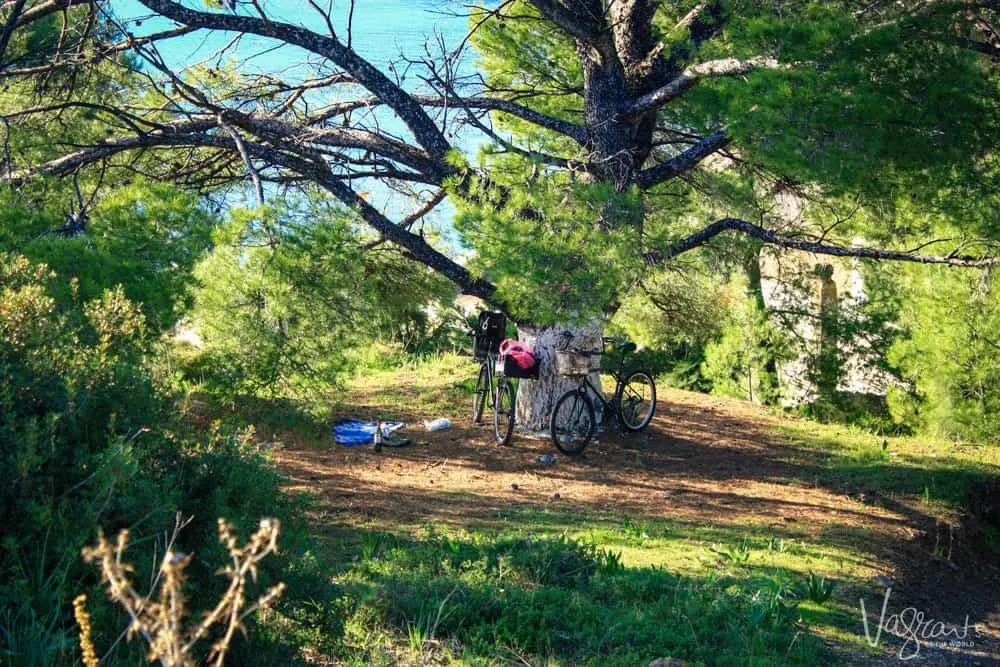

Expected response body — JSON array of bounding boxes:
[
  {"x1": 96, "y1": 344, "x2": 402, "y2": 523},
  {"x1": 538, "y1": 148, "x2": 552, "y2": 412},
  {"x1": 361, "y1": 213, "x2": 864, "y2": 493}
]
[
  {"x1": 550, "y1": 389, "x2": 595, "y2": 455},
  {"x1": 619, "y1": 371, "x2": 656, "y2": 431},
  {"x1": 472, "y1": 363, "x2": 489, "y2": 423},
  {"x1": 493, "y1": 381, "x2": 516, "y2": 445}
]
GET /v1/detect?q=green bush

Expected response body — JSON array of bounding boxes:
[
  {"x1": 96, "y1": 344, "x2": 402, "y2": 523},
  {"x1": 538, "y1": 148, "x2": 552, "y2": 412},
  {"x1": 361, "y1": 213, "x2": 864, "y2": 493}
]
[
  {"x1": 885, "y1": 266, "x2": 1000, "y2": 442},
  {"x1": 0, "y1": 251, "x2": 334, "y2": 665},
  {"x1": 0, "y1": 182, "x2": 216, "y2": 336},
  {"x1": 185, "y1": 203, "x2": 457, "y2": 397},
  {"x1": 702, "y1": 280, "x2": 789, "y2": 404}
]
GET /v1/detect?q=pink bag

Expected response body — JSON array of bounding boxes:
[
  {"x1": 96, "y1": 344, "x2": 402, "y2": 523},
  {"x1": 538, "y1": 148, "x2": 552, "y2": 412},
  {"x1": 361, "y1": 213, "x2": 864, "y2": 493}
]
[{"x1": 498, "y1": 338, "x2": 536, "y2": 370}]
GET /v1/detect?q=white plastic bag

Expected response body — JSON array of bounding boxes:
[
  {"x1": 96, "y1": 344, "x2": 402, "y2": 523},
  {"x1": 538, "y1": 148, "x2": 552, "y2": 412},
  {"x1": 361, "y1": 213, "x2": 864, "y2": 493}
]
[
  {"x1": 423, "y1": 418, "x2": 452, "y2": 431},
  {"x1": 423, "y1": 418, "x2": 451, "y2": 431}
]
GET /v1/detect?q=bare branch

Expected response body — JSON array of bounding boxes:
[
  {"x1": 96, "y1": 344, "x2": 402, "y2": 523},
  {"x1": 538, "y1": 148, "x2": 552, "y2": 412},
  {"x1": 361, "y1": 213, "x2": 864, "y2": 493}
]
[
  {"x1": 217, "y1": 114, "x2": 264, "y2": 205},
  {"x1": 2, "y1": 26, "x2": 196, "y2": 78},
  {"x1": 414, "y1": 95, "x2": 587, "y2": 144},
  {"x1": 649, "y1": 217, "x2": 1000, "y2": 268},
  {"x1": 137, "y1": 0, "x2": 454, "y2": 171}
]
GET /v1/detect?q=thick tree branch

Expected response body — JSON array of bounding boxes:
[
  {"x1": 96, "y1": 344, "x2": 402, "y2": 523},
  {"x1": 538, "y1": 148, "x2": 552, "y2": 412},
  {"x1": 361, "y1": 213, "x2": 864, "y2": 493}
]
[
  {"x1": 649, "y1": 217, "x2": 1000, "y2": 267},
  {"x1": 635, "y1": 130, "x2": 728, "y2": 188},
  {"x1": 625, "y1": 57, "x2": 784, "y2": 118},
  {"x1": 4, "y1": 119, "x2": 218, "y2": 182},
  {"x1": 216, "y1": 112, "x2": 442, "y2": 177},
  {"x1": 525, "y1": 0, "x2": 604, "y2": 44},
  {"x1": 0, "y1": 0, "x2": 27, "y2": 65},
  {"x1": 299, "y1": 167, "x2": 497, "y2": 302},
  {"x1": 952, "y1": 35, "x2": 1000, "y2": 57},
  {"x1": 10, "y1": 0, "x2": 89, "y2": 29}
]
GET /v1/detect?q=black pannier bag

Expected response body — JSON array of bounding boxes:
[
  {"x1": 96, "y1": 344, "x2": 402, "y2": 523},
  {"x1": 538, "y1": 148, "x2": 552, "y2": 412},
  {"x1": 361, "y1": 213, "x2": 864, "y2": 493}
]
[
  {"x1": 473, "y1": 311, "x2": 507, "y2": 359},
  {"x1": 502, "y1": 354, "x2": 540, "y2": 380}
]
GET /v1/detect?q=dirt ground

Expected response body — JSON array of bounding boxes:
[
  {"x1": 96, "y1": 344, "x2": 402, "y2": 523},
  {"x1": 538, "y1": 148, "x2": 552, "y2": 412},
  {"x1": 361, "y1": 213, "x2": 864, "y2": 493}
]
[{"x1": 272, "y1": 386, "x2": 1000, "y2": 666}]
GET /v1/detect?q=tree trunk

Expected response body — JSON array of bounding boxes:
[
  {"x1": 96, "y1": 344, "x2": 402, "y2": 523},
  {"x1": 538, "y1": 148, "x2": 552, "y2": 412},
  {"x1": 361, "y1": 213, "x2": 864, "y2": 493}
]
[{"x1": 515, "y1": 322, "x2": 605, "y2": 433}]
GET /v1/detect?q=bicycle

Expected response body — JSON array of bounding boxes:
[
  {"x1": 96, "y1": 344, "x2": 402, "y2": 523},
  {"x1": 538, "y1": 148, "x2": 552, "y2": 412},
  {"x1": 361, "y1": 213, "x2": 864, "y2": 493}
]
[
  {"x1": 492, "y1": 355, "x2": 516, "y2": 446},
  {"x1": 472, "y1": 350, "x2": 518, "y2": 444},
  {"x1": 471, "y1": 347, "x2": 498, "y2": 425},
  {"x1": 549, "y1": 334, "x2": 656, "y2": 456},
  {"x1": 470, "y1": 311, "x2": 517, "y2": 444}
]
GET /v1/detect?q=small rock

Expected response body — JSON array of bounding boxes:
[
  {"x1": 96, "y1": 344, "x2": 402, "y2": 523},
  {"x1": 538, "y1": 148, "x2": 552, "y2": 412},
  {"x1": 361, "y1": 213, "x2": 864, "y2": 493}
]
[
  {"x1": 874, "y1": 574, "x2": 894, "y2": 588},
  {"x1": 553, "y1": 492, "x2": 561, "y2": 500},
  {"x1": 511, "y1": 483, "x2": 519, "y2": 491}
]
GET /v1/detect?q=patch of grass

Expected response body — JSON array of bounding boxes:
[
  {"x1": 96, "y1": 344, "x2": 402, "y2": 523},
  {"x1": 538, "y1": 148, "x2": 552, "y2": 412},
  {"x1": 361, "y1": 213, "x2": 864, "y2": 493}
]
[
  {"x1": 329, "y1": 529, "x2": 830, "y2": 666},
  {"x1": 773, "y1": 420, "x2": 1000, "y2": 512},
  {"x1": 315, "y1": 504, "x2": 880, "y2": 662},
  {"x1": 804, "y1": 573, "x2": 835, "y2": 605},
  {"x1": 345, "y1": 353, "x2": 476, "y2": 420}
]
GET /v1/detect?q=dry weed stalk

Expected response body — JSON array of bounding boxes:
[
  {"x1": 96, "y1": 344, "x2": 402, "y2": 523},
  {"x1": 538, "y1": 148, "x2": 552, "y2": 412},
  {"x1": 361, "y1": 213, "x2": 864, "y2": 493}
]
[
  {"x1": 73, "y1": 594, "x2": 99, "y2": 667},
  {"x1": 82, "y1": 518, "x2": 286, "y2": 667}
]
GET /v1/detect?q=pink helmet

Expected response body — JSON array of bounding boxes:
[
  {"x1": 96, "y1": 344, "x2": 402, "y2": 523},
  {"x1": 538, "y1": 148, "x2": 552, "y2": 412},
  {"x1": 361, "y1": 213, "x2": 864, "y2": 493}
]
[{"x1": 498, "y1": 338, "x2": 536, "y2": 370}]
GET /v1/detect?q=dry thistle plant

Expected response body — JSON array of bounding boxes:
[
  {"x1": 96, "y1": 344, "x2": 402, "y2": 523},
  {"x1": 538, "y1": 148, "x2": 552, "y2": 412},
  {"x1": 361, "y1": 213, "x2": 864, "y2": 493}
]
[
  {"x1": 82, "y1": 517, "x2": 286, "y2": 667},
  {"x1": 73, "y1": 594, "x2": 99, "y2": 667}
]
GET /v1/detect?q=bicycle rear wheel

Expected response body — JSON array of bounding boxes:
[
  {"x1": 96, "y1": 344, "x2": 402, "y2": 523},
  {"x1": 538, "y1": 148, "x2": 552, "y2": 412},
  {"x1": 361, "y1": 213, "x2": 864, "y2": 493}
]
[
  {"x1": 472, "y1": 363, "x2": 489, "y2": 423},
  {"x1": 620, "y1": 371, "x2": 656, "y2": 431},
  {"x1": 550, "y1": 389, "x2": 595, "y2": 455},
  {"x1": 493, "y1": 381, "x2": 515, "y2": 445}
]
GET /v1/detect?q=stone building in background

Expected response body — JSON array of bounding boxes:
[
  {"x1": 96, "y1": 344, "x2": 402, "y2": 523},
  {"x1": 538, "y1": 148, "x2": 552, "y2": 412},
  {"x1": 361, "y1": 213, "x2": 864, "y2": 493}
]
[{"x1": 757, "y1": 190, "x2": 894, "y2": 407}]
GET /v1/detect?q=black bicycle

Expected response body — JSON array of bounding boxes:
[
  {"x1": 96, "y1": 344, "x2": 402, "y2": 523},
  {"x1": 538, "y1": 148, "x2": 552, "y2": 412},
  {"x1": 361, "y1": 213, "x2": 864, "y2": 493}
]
[
  {"x1": 549, "y1": 334, "x2": 656, "y2": 455},
  {"x1": 472, "y1": 348, "x2": 498, "y2": 424},
  {"x1": 492, "y1": 356, "x2": 517, "y2": 446},
  {"x1": 471, "y1": 311, "x2": 517, "y2": 444}
]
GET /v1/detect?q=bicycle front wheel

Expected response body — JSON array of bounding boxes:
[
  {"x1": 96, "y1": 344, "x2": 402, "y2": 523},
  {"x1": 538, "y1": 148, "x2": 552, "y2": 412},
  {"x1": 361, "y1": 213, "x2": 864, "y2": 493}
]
[
  {"x1": 493, "y1": 381, "x2": 515, "y2": 445},
  {"x1": 472, "y1": 363, "x2": 489, "y2": 423},
  {"x1": 620, "y1": 371, "x2": 656, "y2": 431},
  {"x1": 550, "y1": 389, "x2": 595, "y2": 455}
]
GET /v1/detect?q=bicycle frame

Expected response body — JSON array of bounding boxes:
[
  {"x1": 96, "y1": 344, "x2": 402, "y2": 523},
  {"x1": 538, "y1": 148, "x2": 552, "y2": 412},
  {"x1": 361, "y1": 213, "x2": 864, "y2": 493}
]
[
  {"x1": 572, "y1": 372, "x2": 624, "y2": 415},
  {"x1": 566, "y1": 340, "x2": 631, "y2": 417},
  {"x1": 479, "y1": 352, "x2": 499, "y2": 403}
]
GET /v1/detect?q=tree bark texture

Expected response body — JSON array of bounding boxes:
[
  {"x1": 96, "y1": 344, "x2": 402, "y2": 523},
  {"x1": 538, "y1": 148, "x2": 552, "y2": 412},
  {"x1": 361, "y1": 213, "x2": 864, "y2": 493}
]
[{"x1": 514, "y1": 322, "x2": 604, "y2": 433}]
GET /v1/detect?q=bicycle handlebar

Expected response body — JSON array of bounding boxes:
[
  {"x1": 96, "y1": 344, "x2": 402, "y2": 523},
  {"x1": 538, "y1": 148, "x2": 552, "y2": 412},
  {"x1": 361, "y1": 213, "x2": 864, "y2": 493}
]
[{"x1": 557, "y1": 331, "x2": 634, "y2": 353}]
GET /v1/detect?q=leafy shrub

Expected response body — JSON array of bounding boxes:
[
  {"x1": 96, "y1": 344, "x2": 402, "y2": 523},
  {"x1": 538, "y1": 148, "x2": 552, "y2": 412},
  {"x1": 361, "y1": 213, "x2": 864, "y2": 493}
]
[
  {"x1": 702, "y1": 280, "x2": 789, "y2": 404},
  {"x1": 885, "y1": 266, "x2": 1000, "y2": 441},
  {"x1": 0, "y1": 251, "x2": 334, "y2": 665},
  {"x1": 185, "y1": 203, "x2": 456, "y2": 397}
]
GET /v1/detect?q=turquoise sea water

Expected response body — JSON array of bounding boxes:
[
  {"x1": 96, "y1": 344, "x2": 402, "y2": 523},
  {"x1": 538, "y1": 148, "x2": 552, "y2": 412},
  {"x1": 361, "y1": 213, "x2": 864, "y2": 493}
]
[{"x1": 114, "y1": 1, "x2": 479, "y2": 75}]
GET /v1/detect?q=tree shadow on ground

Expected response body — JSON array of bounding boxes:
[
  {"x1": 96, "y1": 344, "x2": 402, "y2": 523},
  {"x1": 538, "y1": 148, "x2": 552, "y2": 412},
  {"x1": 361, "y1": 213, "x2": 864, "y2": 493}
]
[{"x1": 239, "y1": 386, "x2": 999, "y2": 664}]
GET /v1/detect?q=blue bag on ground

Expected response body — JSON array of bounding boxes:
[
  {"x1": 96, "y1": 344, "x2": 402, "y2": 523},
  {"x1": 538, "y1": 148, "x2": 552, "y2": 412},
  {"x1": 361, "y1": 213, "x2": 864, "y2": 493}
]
[{"x1": 333, "y1": 419, "x2": 405, "y2": 445}]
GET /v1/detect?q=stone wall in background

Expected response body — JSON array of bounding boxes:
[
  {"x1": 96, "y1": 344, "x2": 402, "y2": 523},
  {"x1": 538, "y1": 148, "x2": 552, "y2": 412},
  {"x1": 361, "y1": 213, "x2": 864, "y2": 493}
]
[{"x1": 758, "y1": 190, "x2": 893, "y2": 407}]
